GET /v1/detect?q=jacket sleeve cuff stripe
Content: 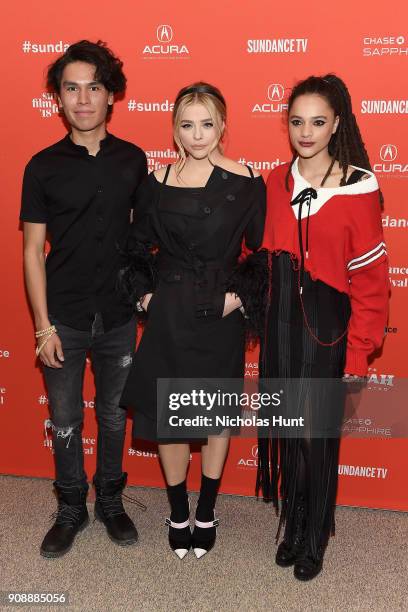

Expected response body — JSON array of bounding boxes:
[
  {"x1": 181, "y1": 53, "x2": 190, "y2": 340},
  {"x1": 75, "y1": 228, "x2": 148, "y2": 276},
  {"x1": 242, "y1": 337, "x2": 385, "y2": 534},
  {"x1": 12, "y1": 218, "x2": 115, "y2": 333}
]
[{"x1": 347, "y1": 243, "x2": 387, "y2": 271}]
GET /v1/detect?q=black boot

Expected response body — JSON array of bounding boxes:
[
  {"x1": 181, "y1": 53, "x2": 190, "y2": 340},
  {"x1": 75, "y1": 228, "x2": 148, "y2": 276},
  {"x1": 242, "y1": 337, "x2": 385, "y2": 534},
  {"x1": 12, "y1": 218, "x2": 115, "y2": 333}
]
[
  {"x1": 94, "y1": 473, "x2": 138, "y2": 546},
  {"x1": 294, "y1": 543, "x2": 325, "y2": 581},
  {"x1": 276, "y1": 495, "x2": 306, "y2": 567},
  {"x1": 40, "y1": 482, "x2": 89, "y2": 558}
]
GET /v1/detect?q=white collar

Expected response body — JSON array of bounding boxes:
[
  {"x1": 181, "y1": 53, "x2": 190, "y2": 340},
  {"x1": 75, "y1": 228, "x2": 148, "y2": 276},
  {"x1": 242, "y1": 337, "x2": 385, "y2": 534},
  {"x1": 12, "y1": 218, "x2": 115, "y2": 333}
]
[{"x1": 291, "y1": 157, "x2": 379, "y2": 219}]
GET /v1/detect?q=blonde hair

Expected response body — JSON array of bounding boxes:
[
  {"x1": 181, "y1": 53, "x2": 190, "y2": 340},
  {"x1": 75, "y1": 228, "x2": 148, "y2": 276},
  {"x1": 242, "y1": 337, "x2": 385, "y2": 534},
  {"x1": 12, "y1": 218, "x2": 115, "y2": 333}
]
[{"x1": 172, "y1": 82, "x2": 227, "y2": 175}]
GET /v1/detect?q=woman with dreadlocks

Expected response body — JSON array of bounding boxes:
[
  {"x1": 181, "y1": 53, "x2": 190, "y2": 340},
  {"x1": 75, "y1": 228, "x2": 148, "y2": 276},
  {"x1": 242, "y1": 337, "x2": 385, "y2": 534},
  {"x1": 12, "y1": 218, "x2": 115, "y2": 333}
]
[{"x1": 257, "y1": 74, "x2": 389, "y2": 580}]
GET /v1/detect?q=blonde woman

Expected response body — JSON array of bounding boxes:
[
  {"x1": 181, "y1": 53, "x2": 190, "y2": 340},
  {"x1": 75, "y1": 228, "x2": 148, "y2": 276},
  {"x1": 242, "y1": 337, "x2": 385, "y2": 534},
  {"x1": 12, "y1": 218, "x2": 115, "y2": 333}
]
[{"x1": 120, "y1": 82, "x2": 266, "y2": 559}]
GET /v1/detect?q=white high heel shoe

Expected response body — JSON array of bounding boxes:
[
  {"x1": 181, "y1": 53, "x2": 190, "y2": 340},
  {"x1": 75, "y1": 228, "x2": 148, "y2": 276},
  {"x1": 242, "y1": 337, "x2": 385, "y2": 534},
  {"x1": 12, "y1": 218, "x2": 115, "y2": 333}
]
[
  {"x1": 165, "y1": 515, "x2": 191, "y2": 560},
  {"x1": 192, "y1": 515, "x2": 220, "y2": 559}
]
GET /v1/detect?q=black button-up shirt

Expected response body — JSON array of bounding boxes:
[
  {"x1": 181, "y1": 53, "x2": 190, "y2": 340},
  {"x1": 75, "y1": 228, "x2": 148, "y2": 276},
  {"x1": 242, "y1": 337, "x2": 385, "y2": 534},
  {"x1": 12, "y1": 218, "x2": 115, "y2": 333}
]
[{"x1": 20, "y1": 133, "x2": 147, "y2": 331}]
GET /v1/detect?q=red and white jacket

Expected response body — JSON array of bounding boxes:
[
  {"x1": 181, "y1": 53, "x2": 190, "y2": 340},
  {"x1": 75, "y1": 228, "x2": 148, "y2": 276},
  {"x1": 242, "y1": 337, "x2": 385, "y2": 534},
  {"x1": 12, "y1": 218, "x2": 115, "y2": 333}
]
[{"x1": 263, "y1": 159, "x2": 389, "y2": 376}]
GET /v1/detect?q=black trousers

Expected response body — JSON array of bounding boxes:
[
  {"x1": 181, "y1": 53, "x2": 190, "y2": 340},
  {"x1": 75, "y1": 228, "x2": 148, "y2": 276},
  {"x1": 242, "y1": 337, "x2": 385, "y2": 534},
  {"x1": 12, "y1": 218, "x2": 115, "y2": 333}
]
[{"x1": 43, "y1": 313, "x2": 136, "y2": 487}]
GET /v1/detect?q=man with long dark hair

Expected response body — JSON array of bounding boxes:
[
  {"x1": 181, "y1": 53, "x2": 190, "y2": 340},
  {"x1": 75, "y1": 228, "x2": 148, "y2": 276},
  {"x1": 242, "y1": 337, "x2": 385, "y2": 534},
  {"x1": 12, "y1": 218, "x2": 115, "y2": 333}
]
[{"x1": 20, "y1": 40, "x2": 147, "y2": 557}]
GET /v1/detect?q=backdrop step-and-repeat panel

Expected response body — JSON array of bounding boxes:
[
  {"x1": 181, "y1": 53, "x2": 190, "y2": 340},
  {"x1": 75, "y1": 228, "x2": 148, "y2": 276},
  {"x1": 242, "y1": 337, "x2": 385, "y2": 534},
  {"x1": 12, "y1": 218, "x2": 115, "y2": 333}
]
[{"x1": 1, "y1": 1, "x2": 407, "y2": 510}]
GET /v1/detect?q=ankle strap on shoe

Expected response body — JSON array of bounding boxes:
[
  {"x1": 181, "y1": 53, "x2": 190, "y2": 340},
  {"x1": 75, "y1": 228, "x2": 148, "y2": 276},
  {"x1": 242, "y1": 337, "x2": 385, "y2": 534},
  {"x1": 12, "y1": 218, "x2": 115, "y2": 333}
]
[
  {"x1": 165, "y1": 518, "x2": 190, "y2": 529},
  {"x1": 194, "y1": 518, "x2": 219, "y2": 528}
]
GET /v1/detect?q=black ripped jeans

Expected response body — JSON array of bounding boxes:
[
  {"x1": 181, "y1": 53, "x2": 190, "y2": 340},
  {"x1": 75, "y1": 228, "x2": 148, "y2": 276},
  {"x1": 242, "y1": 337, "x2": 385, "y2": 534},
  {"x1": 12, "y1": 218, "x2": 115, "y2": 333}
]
[{"x1": 43, "y1": 313, "x2": 136, "y2": 487}]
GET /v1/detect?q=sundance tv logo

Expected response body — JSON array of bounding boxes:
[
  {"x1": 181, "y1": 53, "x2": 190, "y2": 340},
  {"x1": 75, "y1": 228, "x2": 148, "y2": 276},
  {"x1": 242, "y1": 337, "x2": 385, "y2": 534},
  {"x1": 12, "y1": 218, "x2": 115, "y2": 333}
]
[
  {"x1": 338, "y1": 464, "x2": 388, "y2": 479},
  {"x1": 373, "y1": 144, "x2": 408, "y2": 177},
  {"x1": 252, "y1": 84, "x2": 288, "y2": 115},
  {"x1": 361, "y1": 99, "x2": 408, "y2": 114},
  {"x1": 362, "y1": 35, "x2": 408, "y2": 57},
  {"x1": 247, "y1": 37, "x2": 308, "y2": 54},
  {"x1": 142, "y1": 25, "x2": 189, "y2": 59}
]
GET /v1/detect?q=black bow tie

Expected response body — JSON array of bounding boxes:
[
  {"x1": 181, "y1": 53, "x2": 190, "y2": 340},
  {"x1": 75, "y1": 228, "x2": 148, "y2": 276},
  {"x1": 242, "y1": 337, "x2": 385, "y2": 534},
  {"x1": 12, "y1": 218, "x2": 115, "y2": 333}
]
[{"x1": 291, "y1": 187, "x2": 318, "y2": 207}]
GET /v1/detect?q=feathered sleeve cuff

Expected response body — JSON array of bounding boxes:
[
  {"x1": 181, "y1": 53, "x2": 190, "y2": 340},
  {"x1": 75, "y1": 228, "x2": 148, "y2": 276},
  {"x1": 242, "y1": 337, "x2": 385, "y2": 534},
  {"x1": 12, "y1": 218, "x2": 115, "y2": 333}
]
[
  {"x1": 117, "y1": 237, "x2": 157, "y2": 315},
  {"x1": 226, "y1": 249, "x2": 269, "y2": 339}
]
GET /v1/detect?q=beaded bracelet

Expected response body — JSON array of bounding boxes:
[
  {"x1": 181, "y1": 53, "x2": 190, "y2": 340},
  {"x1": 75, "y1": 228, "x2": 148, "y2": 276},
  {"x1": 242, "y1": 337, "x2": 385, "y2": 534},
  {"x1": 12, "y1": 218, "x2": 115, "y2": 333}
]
[
  {"x1": 35, "y1": 325, "x2": 56, "y2": 338},
  {"x1": 35, "y1": 326, "x2": 57, "y2": 356},
  {"x1": 35, "y1": 329, "x2": 56, "y2": 357}
]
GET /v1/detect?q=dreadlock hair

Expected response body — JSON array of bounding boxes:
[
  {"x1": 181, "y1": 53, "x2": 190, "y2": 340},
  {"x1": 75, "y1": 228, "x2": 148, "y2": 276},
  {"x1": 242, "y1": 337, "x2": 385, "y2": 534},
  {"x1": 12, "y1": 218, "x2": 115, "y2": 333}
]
[
  {"x1": 285, "y1": 74, "x2": 383, "y2": 205},
  {"x1": 47, "y1": 40, "x2": 126, "y2": 115}
]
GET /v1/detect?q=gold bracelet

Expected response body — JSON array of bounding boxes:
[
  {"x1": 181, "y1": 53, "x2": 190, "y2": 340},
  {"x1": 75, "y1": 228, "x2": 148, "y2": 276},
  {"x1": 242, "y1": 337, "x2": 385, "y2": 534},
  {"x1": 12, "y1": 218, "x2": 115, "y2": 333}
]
[
  {"x1": 35, "y1": 325, "x2": 57, "y2": 338},
  {"x1": 35, "y1": 330, "x2": 56, "y2": 356}
]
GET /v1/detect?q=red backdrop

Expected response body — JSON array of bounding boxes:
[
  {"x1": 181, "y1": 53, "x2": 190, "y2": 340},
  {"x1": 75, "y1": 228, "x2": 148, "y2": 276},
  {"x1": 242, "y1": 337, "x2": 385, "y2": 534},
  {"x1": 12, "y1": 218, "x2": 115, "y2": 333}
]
[{"x1": 1, "y1": 0, "x2": 407, "y2": 510}]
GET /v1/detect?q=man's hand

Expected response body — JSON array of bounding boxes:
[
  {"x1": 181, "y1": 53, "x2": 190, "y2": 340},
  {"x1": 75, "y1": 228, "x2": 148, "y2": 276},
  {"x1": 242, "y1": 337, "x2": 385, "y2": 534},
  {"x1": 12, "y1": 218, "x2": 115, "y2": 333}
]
[{"x1": 38, "y1": 334, "x2": 64, "y2": 368}]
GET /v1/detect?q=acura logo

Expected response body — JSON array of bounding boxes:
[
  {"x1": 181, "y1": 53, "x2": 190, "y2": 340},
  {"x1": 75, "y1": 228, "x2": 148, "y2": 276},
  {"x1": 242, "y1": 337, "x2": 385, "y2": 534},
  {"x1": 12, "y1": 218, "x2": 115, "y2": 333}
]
[
  {"x1": 380, "y1": 144, "x2": 398, "y2": 162},
  {"x1": 157, "y1": 24, "x2": 173, "y2": 43},
  {"x1": 251, "y1": 444, "x2": 258, "y2": 458},
  {"x1": 267, "y1": 84, "x2": 285, "y2": 102}
]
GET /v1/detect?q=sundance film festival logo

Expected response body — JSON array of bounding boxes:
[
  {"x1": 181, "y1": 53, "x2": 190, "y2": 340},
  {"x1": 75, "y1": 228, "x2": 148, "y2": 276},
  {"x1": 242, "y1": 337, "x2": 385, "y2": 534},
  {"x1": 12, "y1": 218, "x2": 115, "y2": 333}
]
[
  {"x1": 388, "y1": 265, "x2": 408, "y2": 289},
  {"x1": 142, "y1": 24, "x2": 189, "y2": 59},
  {"x1": 32, "y1": 93, "x2": 59, "y2": 119},
  {"x1": 247, "y1": 37, "x2": 308, "y2": 54},
  {"x1": 145, "y1": 149, "x2": 179, "y2": 173},
  {"x1": 373, "y1": 144, "x2": 408, "y2": 177},
  {"x1": 362, "y1": 35, "x2": 408, "y2": 57},
  {"x1": 252, "y1": 84, "x2": 288, "y2": 115}
]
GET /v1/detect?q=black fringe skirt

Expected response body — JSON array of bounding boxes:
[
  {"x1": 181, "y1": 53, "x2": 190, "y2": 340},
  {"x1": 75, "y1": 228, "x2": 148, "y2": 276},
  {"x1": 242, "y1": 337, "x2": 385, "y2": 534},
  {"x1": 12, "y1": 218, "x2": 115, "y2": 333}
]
[{"x1": 257, "y1": 252, "x2": 351, "y2": 557}]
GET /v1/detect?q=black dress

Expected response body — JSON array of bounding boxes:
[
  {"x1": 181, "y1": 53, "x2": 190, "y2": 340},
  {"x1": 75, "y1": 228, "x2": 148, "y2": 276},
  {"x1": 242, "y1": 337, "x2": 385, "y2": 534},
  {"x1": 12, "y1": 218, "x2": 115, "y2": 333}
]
[
  {"x1": 120, "y1": 164, "x2": 266, "y2": 441},
  {"x1": 257, "y1": 170, "x2": 365, "y2": 561}
]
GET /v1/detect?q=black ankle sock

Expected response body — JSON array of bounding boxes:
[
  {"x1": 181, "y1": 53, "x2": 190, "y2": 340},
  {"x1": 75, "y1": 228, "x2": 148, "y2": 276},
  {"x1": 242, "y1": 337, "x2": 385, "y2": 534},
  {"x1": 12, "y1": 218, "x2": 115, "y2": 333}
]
[
  {"x1": 196, "y1": 474, "x2": 221, "y2": 522},
  {"x1": 167, "y1": 480, "x2": 189, "y2": 522}
]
